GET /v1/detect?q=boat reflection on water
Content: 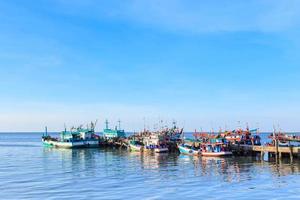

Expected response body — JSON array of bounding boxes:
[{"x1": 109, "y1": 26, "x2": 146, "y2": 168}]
[
  {"x1": 127, "y1": 151, "x2": 177, "y2": 170},
  {"x1": 42, "y1": 147, "x2": 98, "y2": 176},
  {"x1": 199, "y1": 156, "x2": 242, "y2": 182},
  {"x1": 42, "y1": 147, "x2": 300, "y2": 183},
  {"x1": 178, "y1": 155, "x2": 300, "y2": 182},
  {"x1": 140, "y1": 152, "x2": 174, "y2": 170}
]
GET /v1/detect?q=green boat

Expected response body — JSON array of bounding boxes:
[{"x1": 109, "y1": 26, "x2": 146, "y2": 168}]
[
  {"x1": 103, "y1": 119, "x2": 126, "y2": 139},
  {"x1": 42, "y1": 122, "x2": 101, "y2": 148},
  {"x1": 129, "y1": 140, "x2": 144, "y2": 152}
]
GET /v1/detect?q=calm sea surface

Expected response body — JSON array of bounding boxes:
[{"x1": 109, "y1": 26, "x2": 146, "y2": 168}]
[{"x1": 0, "y1": 132, "x2": 299, "y2": 200}]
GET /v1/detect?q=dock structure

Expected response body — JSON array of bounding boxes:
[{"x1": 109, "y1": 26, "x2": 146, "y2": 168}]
[
  {"x1": 230, "y1": 144, "x2": 300, "y2": 161},
  {"x1": 184, "y1": 140, "x2": 300, "y2": 161}
]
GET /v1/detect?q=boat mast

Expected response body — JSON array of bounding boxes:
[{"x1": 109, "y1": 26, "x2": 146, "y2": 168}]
[
  {"x1": 44, "y1": 126, "x2": 48, "y2": 137},
  {"x1": 105, "y1": 119, "x2": 109, "y2": 129},
  {"x1": 143, "y1": 117, "x2": 146, "y2": 132},
  {"x1": 272, "y1": 125, "x2": 276, "y2": 141},
  {"x1": 118, "y1": 119, "x2": 121, "y2": 130},
  {"x1": 172, "y1": 120, "x2": 176, "y2": 129}
]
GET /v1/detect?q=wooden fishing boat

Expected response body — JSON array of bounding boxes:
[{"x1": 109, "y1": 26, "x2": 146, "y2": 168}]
[
  {"x1": 178, "y1": 144, "x2": 200, "y2": 156},
  {"x1": 201, "y1": 141, "x2": 232, "y2": 157},
  {"x1": 129, "y1": 141, "x2": 144, "y2": 152},
  {"x1": 201, "y1": 151, "x2": 233, "y2": 157},
  {"x1": 142, "y1": 132, "x2": 169, "y2": 153},
  {"x1": 268, "y1": 132, "x2": 300, "y2": 143},
  {"x1": 278, "y1": 140, "x2": 289, "y2": 147},
  {"x1": 144, "y1": 145, "x2": 169, "y2": 153},
  {"x1": 42, "y1": 122, "x2": 101, "y2": 148},
  {"x1": 225, "y1": 135, "x2": 241, "y2": 142},
  {"x1": 154, "y1": 146, "x2": 169, "y2": 153},
  {"x1": 221, "y1": 127, "x2": 260, "y2": 145},
  {"x1": 103, "y1": 119, "x2": 126, "y2": 139},
  {"x1": 42, "y1": 139, "x2": 100, "y2": 148}
]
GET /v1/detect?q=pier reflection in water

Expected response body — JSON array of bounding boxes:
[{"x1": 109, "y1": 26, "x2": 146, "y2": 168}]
[
  {"x1": 0, "y1": 133, "x2": 300, "y2": 199},
  {"x1": 40, "y1": 148, "x2": 300, "y2": 198},
  {"x1": 41, "y1": 148, "x2": 300, "y2": 190}
]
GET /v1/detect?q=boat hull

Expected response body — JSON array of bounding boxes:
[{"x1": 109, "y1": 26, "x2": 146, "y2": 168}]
[
  {"x1": 178, "y1": 145, "x2": 200, "y2": 156},
  {"x1": 42, "y1": 139, "x2": 100, "y2": 148},
  {"x1": 201, "y1": 151, "x2": 232, "y2": 157},
  {"x1": 129, "y1": 144, "x2": 143, "y2": 152},
  {"x1": 154, "y1": 147, "x2": 169, "y2": 153}
]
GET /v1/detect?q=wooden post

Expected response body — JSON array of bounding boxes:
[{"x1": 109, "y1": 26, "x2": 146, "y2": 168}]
[
  {"x1": 261, "y1": 146, "x2": 264, "y2": 160},
  {"x1": 275, "y1": 138, "x2": 279, "y2": 160},
  {"x1": 289, "y1": 141, "x2": 293, "y2": 163}
]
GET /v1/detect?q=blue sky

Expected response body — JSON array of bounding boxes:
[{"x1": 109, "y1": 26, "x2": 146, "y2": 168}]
[{"x1": 0, "y1": 0, "x2": 300, "y2": 132}]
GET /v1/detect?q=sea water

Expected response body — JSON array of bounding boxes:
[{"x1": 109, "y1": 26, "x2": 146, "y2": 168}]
[{"x1": 0, "y1": 132, "x2": 299, "y2": 200}]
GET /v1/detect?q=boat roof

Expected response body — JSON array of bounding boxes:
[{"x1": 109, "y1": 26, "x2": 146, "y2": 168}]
[{"x1": 61, "y1": 128, "x2": 93, "y2": 135}]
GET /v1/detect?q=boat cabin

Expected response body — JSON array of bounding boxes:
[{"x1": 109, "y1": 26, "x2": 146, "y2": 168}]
[
  {"x1": 60, "y1": 128, "x2": 94, "y2": 142},
  {"x1": 143, "y1": 134, "x2": 163, "y2": 146},
  {"x1": 203, "y1": 144, "x2": 223, "y2": 153},
  {"x1": 103, "y1": 120, "x2": 126, "y2": 139}
]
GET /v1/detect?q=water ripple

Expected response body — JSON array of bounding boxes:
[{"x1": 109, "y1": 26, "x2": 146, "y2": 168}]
[{"x1": 0, "y1": 133, "x2": 299, "y2": 199}]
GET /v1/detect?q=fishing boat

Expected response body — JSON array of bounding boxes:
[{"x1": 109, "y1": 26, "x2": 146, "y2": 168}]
[
  {"x1": 201, "y1": 138, "x2": 232, "y2": 157},
  {"x1": 278, "y1": 140, "x2": 289, "y2": 147},
  {"x1": 268, "y1": 132, "x2": 300, "y2": 143},
  {"x1": 144, "y1": 144, "x2": 169, "y2": 153},
  {"x1": 220, "y1": 127, "x2": 261, "y2": 145},
  {"x1": 267, "y1": 129, "x2": 298, "y2": 147},
  {"x1": 178, "y1": 144, "x2": 200, "y2": 156},
  {"x1": 129, "y1": 140, "x2": 144, "y2": 152},
  {"x1": 201, "y1": 148, "x2": 232, "y2": 157},
  {"x1": 142, "y1": 132, "x2": 169, "y2": 153},
  {"x1": 166, "y1": 121, "x2": 184, "y2": 142},
  {"x1": 42, "y1": 122, "x2": 101, "y2": 148},
  {"x1": 154, "y1": 145, "x2": 169, "y2": 153},
  {"x1": 224, "y1": 134, "x2": 241, "y2": 143},
  {"x1": 103, "y1": 119, "x2": 126, "y2": 139}
]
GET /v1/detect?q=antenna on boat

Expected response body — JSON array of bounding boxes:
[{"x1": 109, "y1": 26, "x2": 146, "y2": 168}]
[
  {"x1": 90, "y1": 120, "x2": 98, "y2": 131},
  {"x1": 143, "y1": 117, "x2": 146, "y2": 131},
  {"x1": 277, "y1": 124, "x2": 281, "y2": 134},
  {"x1": 64, "y1": 123, "x2": 67, "y2": 132},
  {"x1": 118, "y1": 119, "x2": 121, "y2": 130},
  {"x1": 172, "y1": 120, "x2": 177, "y2": 129},
  {"x1": 237, "y1": 121, "x2": 241, "y2": 130},
  {"x1": 105, "y1": 119, "x2": 109, "y2": 129},
  {"x1": 272, "y1": 124, "x2": 276, "y2": 139},
  {"x1": 94, "y1": 119, "x2": 98, "y2": 131},
  {"x1": 45, "y1": 126, "x2": 48, "y2": 136}
]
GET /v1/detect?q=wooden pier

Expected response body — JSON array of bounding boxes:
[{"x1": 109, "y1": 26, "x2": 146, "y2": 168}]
[
  {"x1": 184, "y1": 140, "x2": 300, "y2": 160},
  {"x1": 230, "y1": 144, "x2": 300, "y2": 160}
]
